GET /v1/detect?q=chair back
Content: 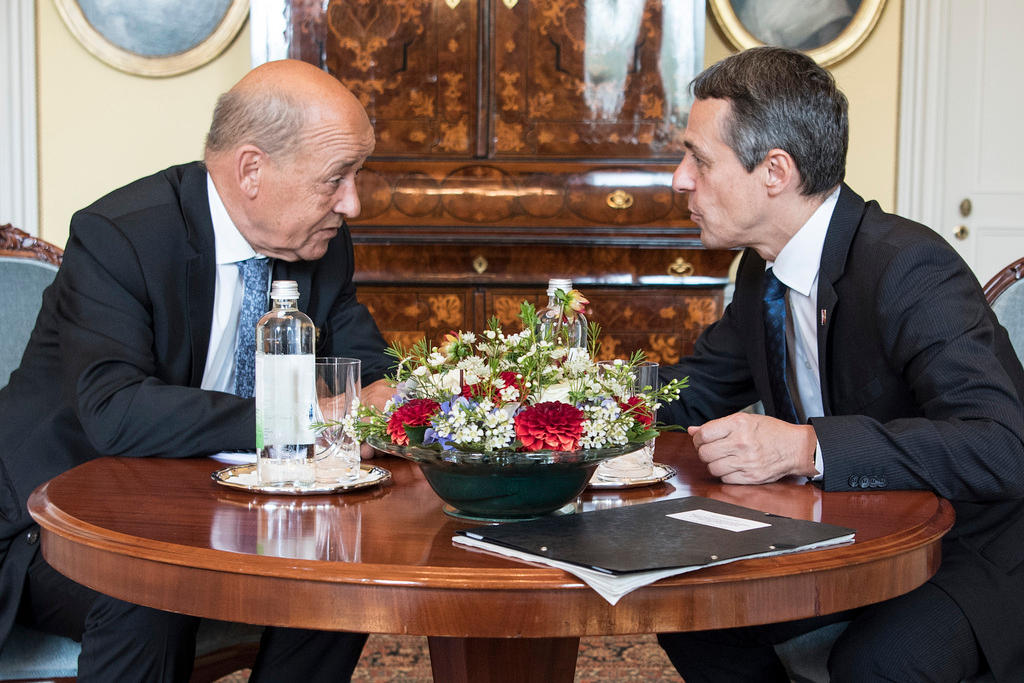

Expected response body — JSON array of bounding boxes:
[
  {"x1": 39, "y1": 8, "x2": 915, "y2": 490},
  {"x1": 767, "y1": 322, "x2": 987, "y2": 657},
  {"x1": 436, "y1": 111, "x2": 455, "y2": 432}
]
[
  {"x1": 983, "y1": 257, "x2": 1024, "y2": 364},
  {"x1": 0, "y1": 224, "x2": 63, "y2": 390}
]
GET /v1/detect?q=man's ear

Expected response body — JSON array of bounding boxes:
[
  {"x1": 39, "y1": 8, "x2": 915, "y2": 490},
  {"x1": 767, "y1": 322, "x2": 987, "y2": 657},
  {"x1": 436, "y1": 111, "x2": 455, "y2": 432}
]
[
  {"x1": 763, "y1": 149, "x2": 798, "y2": 197},
  {"x1": 236, "y1": 145, "x2": 265, "y2": 199}
]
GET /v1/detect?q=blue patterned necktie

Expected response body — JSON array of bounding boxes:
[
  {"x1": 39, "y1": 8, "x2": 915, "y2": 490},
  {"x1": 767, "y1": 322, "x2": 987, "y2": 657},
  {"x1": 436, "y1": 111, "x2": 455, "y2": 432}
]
[
  {"x1": 763, "y1": 268, "x2": 799, "y2": 423},
  {"x1": 234, "y1": 257, "x2": 270, "y2": 398}
]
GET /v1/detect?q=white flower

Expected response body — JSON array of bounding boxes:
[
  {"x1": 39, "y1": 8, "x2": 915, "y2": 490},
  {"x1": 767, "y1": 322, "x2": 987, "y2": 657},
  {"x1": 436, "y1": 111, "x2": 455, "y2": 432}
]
[
  {"x1": 499, "y1": 385, "x2": 520, "y2": 402},
  {"x1": 440, "y1": 369, "x2": 462, "y2": 394},
  {"x1": 538, "y1": 381, "x2": 572, "y2": 404},
  {"x1": 562, "y1": 350, "x2": 592, "y2": 376}
]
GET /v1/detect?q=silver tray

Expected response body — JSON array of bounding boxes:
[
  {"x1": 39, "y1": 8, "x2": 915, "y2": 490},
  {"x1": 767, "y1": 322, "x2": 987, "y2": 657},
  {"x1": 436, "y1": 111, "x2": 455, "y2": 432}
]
[
  {"x1": 211, "y1": 463, "x2": 391, "y2": 495},
  {"x1": 587, "y1": 462, "x2": 677, "y2": 490}
]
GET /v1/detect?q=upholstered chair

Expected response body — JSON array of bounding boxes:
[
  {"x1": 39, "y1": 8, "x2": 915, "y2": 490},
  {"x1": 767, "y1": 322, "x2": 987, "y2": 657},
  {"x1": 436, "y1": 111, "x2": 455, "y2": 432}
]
[{"x1": 0, "y1": 224, "x2": 262, "y2": 682}]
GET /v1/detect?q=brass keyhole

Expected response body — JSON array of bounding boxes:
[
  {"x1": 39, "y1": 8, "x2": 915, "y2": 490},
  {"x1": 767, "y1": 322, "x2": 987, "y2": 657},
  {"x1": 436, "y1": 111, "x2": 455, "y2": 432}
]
[
  {"x1": 605, "y1": 189, "x2": 634, "y2": 210},
  {"x1": 667, "y1": 257, "x2": 694, "y2": 277},
  {"x1": 472, "y1": 255, "x2": 488, "y2": 274}
]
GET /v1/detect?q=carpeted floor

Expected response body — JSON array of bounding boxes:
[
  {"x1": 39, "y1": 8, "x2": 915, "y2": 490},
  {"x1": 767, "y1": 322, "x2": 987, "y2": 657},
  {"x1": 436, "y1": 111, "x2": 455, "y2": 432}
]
[{"x1": 214, "y1": 633, "x2": 680, "y2": 682}]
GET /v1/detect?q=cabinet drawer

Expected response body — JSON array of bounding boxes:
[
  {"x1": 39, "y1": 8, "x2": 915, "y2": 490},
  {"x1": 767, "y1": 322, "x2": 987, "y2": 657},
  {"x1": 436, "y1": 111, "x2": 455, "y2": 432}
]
[{"x1": 358, "y1": 286, "x2": 474, "y2": 350}]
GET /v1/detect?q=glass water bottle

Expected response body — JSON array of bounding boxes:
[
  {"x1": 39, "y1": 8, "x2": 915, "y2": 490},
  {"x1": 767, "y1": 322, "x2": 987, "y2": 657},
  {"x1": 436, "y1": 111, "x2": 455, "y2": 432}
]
[
  {"x1": 538, "y1": 277, "x2": 587, "y2": 354},
  {"x1": 254, "y1": 280, "x2": 316, "y2": 486}
]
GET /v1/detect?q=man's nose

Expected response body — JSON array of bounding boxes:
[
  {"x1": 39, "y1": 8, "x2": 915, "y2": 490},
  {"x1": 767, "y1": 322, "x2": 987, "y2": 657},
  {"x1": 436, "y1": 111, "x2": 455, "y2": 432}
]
[
  {"x1": 671, "y1": 159, "x2": 695, "y2": 193},
  {"x1": 333, "y1": 183, "x2": 361, "y2": 219}
]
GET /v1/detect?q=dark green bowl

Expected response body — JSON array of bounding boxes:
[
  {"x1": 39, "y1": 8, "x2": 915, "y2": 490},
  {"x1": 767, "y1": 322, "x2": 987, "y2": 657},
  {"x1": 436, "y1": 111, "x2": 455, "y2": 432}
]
[{"x1": 367, "y1": 435, "x2": 643, "y2": 521}]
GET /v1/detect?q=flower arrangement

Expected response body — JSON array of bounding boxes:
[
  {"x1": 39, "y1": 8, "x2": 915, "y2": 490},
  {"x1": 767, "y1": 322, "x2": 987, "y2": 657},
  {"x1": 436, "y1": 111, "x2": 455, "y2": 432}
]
[{"x1": 343, "y1": 295, "x2": 687, "y2": 454}]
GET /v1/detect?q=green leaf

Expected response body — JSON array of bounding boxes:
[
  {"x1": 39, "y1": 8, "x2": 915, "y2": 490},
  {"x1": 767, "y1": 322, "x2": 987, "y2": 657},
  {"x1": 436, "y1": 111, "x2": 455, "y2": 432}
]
[{"x1": 632, "y1": 428, "x2": 660, "y2": 442}]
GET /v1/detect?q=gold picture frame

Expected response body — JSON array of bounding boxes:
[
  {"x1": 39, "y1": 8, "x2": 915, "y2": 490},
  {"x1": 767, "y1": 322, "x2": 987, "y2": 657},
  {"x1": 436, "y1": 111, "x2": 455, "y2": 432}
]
[
  {"x1": 708, "y1": 0, "x2": 887, "y2": 67},
  {"x1": 54, "y1": 0, "x2": 249, "y2": 77}
]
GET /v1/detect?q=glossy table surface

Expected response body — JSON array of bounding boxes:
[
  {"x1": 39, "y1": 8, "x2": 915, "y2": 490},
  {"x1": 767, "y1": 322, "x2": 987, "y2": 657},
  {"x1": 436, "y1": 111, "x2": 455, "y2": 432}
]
[{"x1": 28, "y1": 432, "x2": 953, "y2": 681}]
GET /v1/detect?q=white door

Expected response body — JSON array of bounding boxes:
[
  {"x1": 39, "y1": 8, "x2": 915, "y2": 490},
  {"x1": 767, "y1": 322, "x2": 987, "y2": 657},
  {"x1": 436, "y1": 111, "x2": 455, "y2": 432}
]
[{"x1": 899, "y1": 0, "x2": 1024, "y2": 285}]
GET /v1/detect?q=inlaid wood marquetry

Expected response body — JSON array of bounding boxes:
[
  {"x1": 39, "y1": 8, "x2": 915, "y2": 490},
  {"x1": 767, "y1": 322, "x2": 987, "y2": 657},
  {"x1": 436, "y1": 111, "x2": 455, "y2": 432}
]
[
  {"x1": 491, "y1": 0, "x2": 685, "y2": 159},
  {"x1": 360, "y1": 284, "x2": 723, "y2": 363},
  {"x1": 326, "y1": 0, "x2": 477, "y2": 156},
  {"x1": 286, "y1": 0, "x2": 735, "y2": 364}
]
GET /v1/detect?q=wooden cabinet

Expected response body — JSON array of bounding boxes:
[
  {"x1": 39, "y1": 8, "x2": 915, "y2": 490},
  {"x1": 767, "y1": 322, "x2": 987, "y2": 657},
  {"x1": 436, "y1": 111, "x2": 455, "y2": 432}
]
[
  {"x1": 286, "y1": 0, "x2": 731, "y2": 361},
  {"x1": 360, "y1": 284, "x2": 724, "y2": 365}
]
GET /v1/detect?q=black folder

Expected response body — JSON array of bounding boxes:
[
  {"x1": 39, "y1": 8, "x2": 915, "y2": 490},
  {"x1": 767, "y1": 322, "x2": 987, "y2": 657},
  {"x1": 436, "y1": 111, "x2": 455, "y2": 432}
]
[{"x1": 455, "y1": 496, "x2": 855, "y2": 576}]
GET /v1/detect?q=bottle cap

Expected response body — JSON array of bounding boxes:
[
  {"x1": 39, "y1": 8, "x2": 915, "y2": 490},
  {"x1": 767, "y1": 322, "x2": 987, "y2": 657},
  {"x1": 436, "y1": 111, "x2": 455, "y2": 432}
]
[
  {"x1": 547, "y1": 278, "x2": 573, "y2": 297},
  {"x1": 270, "y1": 280, "x2": 300, "y2": 300}
]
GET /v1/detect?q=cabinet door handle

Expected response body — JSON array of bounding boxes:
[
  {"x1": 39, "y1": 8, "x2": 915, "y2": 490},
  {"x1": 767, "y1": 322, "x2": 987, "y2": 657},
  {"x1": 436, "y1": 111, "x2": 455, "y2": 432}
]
[
  {"x1": 667, "y1": 257, "x2": 694, "y2": 276},
  {"x1": 606, "y1": 189, "x2": 634, "y2": 210},
  {"x1": 473, "y1": 255, "x2": 489, "y2": 274}
]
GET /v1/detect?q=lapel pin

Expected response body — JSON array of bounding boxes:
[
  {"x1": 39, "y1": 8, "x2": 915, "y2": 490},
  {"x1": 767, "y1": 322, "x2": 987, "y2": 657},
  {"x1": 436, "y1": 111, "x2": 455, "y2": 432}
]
[{"x1": 820, "y1": 309, "x2": 827, "y2": 326}]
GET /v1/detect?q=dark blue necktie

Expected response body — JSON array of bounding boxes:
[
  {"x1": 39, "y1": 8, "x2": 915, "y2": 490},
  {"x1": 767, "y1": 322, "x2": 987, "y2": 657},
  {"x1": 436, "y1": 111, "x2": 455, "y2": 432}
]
[
  {"x1": 763, "y1": 268, "x2": 799, "y2": 423},
  {"x1": 234, "y1": 257, "x2": 270, "y2": 398}
]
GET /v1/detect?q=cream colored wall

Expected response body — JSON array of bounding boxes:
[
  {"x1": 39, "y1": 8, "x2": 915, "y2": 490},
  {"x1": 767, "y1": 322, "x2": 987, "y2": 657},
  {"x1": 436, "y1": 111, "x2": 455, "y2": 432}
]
[
  {"x1": 705, "y1": 0, "x2": 902, "y2": 210},
  {"x1": 35, "y1": 1, "x2": 251, "y2": 246},
  {"x1": 36, "y1": 1, "x2": 901, "y2": 247}
]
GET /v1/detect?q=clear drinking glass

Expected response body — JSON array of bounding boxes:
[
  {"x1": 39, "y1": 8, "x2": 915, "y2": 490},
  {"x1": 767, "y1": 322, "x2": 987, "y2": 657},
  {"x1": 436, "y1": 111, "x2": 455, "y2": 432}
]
[
  {"x1": 314, "y1": 357, "x2": 361, "y2": 484},
  {"x1": 594, "y1": 361, "x2": 659, "y2": 482}
]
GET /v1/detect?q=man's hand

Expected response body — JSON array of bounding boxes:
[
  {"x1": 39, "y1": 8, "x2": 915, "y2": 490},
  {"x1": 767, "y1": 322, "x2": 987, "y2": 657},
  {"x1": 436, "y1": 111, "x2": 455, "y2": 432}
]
[
  {"x1": 359, "y1": 379, "x2": 392, "y2": 459},
  {"x1": 361, "y1": 378, "x2": 392, "y2": 411},
  {"x1": 688, "y1": 412, "x2": 818, "y2": 484}
]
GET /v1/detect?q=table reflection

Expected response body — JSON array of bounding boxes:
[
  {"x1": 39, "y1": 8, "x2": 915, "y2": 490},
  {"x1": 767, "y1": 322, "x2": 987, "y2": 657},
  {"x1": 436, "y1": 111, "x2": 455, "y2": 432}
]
[
  {"x1": 711, "y1": 480, "x2": 823, "y2": 522},
  {"x1": 211, "y1": 497, "x2": 362, "y2": 562}
]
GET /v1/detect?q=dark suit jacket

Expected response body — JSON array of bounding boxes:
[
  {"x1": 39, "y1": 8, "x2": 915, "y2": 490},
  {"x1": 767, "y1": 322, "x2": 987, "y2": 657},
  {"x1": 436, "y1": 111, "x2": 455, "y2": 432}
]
[
  {"x1": 661, "y1": 185, "x2": 1024, "y2": 681},
  {"x1": 0, "y1": 162, "x2": 390, "y2": 649}
]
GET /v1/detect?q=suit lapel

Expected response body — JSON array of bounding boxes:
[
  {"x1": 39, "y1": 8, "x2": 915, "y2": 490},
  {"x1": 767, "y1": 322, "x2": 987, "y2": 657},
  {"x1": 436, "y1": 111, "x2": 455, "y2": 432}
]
[
  {"x1": 816, "y1": 184, "x2": 866, "y2": 415},
  {"x1": 181, "y1": 164, "x2": 217, "y2": 387}
]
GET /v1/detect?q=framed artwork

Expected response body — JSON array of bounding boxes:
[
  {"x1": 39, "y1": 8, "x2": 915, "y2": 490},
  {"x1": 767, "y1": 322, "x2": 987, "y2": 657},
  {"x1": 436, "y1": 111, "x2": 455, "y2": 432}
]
[
  {"x1": 54, "y1": 0, "x2": 250, "y2": 77},
  {"x1": 708, "y1": 0, "x2": 886, "y2": 66}
]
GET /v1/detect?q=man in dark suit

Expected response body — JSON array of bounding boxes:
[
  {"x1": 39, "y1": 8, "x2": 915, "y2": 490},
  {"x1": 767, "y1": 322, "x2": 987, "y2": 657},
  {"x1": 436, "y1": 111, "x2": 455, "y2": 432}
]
[
  {"x1": 0, "y1": 60, "x2": 393, "y2": 681},
  {"x1": 657, "y1": 47, "x2": 1024, "y2": 682}
]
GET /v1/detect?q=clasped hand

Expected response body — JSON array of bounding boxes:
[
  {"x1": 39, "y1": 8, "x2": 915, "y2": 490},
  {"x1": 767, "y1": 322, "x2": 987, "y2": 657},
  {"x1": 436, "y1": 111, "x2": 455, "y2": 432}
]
[{"x1": 688, "y1": 412, "x2": 818, "y2": 484}]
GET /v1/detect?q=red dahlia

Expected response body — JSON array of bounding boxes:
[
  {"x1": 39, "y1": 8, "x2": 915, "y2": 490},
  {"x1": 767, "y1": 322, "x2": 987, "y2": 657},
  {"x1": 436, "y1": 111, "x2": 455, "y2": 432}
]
[
  {"x1": 619, "y1": 396, "x2": 653, "y2": 427},
  {"x1": 515, "y1": 401, "x2": 585, "y2": 452},
  {"x1": 386, "y1": 398, "x2": 440, "y2": 445}
]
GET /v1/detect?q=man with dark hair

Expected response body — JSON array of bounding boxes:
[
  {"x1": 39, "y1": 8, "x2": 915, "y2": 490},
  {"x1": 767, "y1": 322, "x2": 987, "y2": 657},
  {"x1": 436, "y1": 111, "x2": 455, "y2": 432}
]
[
  {"x1": 0, "y1": 60, "x2": 391, "y2": 682},
  {"x1": 657, "y1": 47, "x2": 1024, "y2": 681}
]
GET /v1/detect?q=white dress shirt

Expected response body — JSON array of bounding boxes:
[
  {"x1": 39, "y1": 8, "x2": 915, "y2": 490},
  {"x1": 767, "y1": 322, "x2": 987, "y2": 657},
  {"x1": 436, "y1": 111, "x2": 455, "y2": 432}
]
[
  {"x1": 201, "y1": 173, "x2": 267, "y2": 393},
  {"x1": 766, "y1": 186, "x2": 840, "y2": 477}
]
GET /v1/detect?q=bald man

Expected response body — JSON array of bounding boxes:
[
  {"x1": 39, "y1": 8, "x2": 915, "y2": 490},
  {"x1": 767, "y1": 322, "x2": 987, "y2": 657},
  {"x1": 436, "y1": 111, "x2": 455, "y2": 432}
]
[{"x1": 0, "y1": 60, "x2": 391, "y2": 682}]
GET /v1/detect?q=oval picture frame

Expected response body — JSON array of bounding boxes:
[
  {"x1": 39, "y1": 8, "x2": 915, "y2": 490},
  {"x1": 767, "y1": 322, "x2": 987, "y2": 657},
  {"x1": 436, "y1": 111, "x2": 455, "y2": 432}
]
[
  {"x1": 54, "y1": 0, "x2": 249, "y2": 77},
  {"x1": 708, "y1": 0, "x2": 887, "y2": 67}
]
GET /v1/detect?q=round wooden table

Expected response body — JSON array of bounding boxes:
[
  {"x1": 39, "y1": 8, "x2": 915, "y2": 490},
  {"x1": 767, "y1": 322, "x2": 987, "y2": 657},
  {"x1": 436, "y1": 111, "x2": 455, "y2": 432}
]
[{"x1": 28, "y1": 432, "x2": 953, "y2": 682}]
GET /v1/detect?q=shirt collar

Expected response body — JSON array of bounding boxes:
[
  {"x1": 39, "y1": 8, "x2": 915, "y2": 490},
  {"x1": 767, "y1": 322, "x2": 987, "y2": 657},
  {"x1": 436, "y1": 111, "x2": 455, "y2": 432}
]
[
  {"x1": 768, "y1": 186, "x2": 840, "y2": 297},
  {"x1": 207, "y1": 173, "x2": 260, "y2": 265}
]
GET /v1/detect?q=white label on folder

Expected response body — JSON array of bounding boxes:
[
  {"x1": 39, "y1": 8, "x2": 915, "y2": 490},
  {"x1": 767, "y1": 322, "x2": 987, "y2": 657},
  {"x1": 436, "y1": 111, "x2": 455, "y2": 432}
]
[{"x1": 668, "y1": 509, "x2": 771, "y2": 532}]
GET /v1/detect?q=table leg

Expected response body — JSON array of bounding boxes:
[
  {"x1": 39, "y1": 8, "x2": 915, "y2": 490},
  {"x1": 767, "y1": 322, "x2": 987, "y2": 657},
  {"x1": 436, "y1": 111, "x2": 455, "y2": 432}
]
[{"x1": 427, "y1": 636, "x2": 580, "y2": 683}]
